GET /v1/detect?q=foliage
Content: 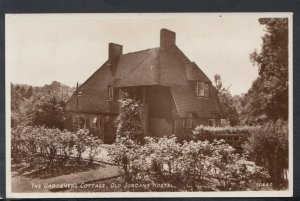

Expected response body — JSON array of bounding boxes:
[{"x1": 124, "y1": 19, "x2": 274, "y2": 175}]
[
  {"x1": 193, "y1": 125, "x2": 259, "y2": 144},
  {"x1": 193, "y1": 125, "x2": 259, "y2": 135},
  {"x1": 242, "y1": 119, "x2": 288, "y2": 189},
  {"x1": 11, "y1": 81, "x2": 74, "y2": 128},
  {"x1": 87, "y1": 136, "x2": 103, "y2": 164},
  {"x1": 109, "y1": 136, "x2": 269, "y2": 191},
  {"x1": 115, "y1": 98, "x2": 145, "y2": 144},
  {"x1": 32, "y1": 93, "x2": 70, "y2": 129},
  {"x1": 11, "y1": 126, "x2": 103, "y2": 167},
  {"x1": 213, "y1": 74, "x2": 239, "y2": 126},
  {"x1": 242, "y1": 18, "x2": 288, "y2": 124}
]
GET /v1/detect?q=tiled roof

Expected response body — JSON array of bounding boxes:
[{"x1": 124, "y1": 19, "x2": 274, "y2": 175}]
[
  {"x1": 114, "y1": 48, "x2": 160, "y2": 87},
  {"x1": 65, "y1": 45, "x2": 225, "y2": 118},
  {"x1": 185, "y1": 62, "x2": 211, "y2": 83}
]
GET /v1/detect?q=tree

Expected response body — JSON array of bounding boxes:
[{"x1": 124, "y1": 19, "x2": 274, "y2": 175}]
[
  {"x1": 213, "y1": 74, "x2": 239, "y2": 126},
  {"x1": 11, "y1": 82, "x2": 74, "y2": 128},
  {"x1": 24, "y1": 86, "x2": 33, "y2": 98},
  {"x1": 243, "y1": 119, "x2": 288, "y2": 188},
  {"x1": 243, "y1": 18, "x2": 288, "y2": 124},
  {"x1": 32, "y1": 92, "x2": 69, "y2": 129},
  {"x1": 115, "y1": 98, "x2": 145, "y2": 144}
]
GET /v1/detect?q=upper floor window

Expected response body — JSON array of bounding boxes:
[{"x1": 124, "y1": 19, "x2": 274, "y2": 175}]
[
  {"x1": 77, "y1": 90, "x2": 83, "y2": 97},
  {"x1": 108, "y1": 86, "x2": 114, "y2": 100},
  {"x1": 196, "y1": 82, "x2": 209, "y2": 97}
]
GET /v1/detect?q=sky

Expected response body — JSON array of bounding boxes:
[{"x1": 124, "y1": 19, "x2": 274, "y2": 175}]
[{"x1": 6, "y1": 13, "x2": 268, "y2": 95}]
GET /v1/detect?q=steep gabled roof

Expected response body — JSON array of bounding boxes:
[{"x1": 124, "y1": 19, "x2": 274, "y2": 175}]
[
  {"x1": 185, "y1": 62, "x2": 211, "y2": 83},
  {"x1": 114, "y1": 48, "x2": 161, "y2": 87},
  {"x1": 65, "y1": 44, "x2": 225, "y2": 118}
]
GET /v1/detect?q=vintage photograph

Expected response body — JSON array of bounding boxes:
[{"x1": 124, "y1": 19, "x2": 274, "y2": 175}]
[{"x1": 5, "y1": 13, "x2": 292, "y2": 197}]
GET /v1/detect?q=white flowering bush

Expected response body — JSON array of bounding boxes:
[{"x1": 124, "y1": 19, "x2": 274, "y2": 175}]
[
  {"x1": 11, "y1": 126, "x2": 103, "y2": 167},
  {"x1": 109, "y1": 136, "x2": 269, "y2": 191},
  {"x1": 116, "y1": 98, "x2": 145, "y2": 144}
]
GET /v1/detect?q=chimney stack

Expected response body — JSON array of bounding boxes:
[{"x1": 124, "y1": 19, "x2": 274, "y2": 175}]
[
  {"x1": 160, "y1": 28, "x2": 176, "y2": 49},
  {"x1": 108, "y1": 43, "x2": 123, "y2": 62}
]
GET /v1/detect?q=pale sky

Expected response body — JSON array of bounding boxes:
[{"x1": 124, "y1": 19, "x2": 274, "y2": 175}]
[{"x1": 6, "y1": 13, "x2": 268, "y2": 95}]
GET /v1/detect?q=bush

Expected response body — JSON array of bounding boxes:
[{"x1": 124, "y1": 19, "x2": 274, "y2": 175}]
[
  {"x1": 86, "y1": 134, "x2": 103, "y2": 164},
  {"x1": 11, "y1": 126, "x2": 103, "y2": 167},
  {"x1": 193, "y1": 125, "x2": 259, "y2": 136},
  {"x1": 116, "y1": 98, "x2": 145, "y2": 144},
  {"x1": 109, "y1": 136, "x2": 269, "y2": 191},
  {"x1": 192, "y1": 125, "x2": 260, "y2": 149},
  {"x1": 242, "y1": 119, "x2": 288, "y2": 189}
]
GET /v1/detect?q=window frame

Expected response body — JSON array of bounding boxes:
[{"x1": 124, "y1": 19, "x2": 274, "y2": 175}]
[
  {"x1": 196, "y1": 81, "x2": 209, "y2": 97},
  {"x1": 108, "y1": 86, "x2": 114, "y2": 100}
]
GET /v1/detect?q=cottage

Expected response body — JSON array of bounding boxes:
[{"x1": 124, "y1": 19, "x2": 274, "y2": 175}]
[{"x1": 64, "y1": 29, "x2": 225, "y2": 143}]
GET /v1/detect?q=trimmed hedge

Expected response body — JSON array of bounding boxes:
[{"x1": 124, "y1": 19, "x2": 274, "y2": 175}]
[{"x1": 193, "y1": 125, "x2": 260, "y2": 136}]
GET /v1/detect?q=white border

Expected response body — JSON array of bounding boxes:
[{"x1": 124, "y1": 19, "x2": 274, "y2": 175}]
[{"x1": 5, "y1": 12, "x2": 293, "y2": 198}]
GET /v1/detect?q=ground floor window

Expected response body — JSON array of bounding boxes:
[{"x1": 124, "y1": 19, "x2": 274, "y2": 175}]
[
  {"x1": 73, "y1": 115, "x2": 86, "y2": 129},
  {"x1": 89, "y1": 116, "x2": 101, "y2": 129},
  {"x1": 209, "y1": 113, "x2": 220, "y2": 127},
  {"x1": 183, "y1": 118, "x2": 193, "y2": 129}
]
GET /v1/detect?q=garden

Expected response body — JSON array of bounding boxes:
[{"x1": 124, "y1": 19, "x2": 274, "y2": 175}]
[{"x1": 10, "y1": 18, "x2": 289, "y2": 192}]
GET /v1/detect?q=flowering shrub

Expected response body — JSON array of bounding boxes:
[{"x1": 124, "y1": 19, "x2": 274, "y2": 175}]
[
  {"x1": 109, "y1": 136, "x2": 269, "y2": 191},
  {"x1": 116, "y1": 98, "x2": 145, "y2": 144},
  {"x1": 85, "y1": 134, "x2": 103, "y2": 164},
  {"x1": 11, "y1": 126, "x2": 103, "y2": 166},
  {"x1": 242, "y1": 119, "x2": 288, "y2": 189}
]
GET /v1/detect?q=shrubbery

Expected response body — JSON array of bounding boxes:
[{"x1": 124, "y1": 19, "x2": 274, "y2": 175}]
[
  {"x1": 11, "y1": 126, "x2": 103, "y2": 166},
  {"x1": 192, "y1": 125, "x2": 260, "y2": 149},
  {"x1": 109, "y1": 136, "x2": 269, "y2": 191},
  {"x1": 242, "y1": 119, "x2": 288, "y2": 189},
  {"x1": 193, "y1": 125, "x2": 259, "y2": 136},
  {"x1": 116, "y1": 98, "x2": 145, "y2": 144}
]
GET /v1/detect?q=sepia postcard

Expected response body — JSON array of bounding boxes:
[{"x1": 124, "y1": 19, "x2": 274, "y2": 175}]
[{"x1": 5, "y1": 13, "x2": 293, "y2": 198}]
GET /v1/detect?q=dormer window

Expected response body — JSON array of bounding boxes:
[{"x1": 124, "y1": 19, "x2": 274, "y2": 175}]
[
  {"x1": 108, "y1": 86, "x2": 114, "y2": 100},
  {"x1": 196, "y1": 82, "x2": 209, "y2": 97}
]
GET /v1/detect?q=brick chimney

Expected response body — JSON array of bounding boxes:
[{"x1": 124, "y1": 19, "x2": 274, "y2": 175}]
[
  {"x1": 160, "y1": 28, "x2": 176, "y2": 49},
  {"x1": 108, "y1": 43, "x2": 123, "y2": 62}
]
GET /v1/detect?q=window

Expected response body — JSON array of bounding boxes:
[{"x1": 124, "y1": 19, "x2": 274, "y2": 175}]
[
  {"x1": 73, "y1": 115, "x2": 86, "y2": 128},
  {"x1": 73, "y1": 116, "x2": 78, "y2": 122},
  {"x1": 90, "y1": 116, "x2": 101, "y2": 129},
  {"x1": 183, "y1": 118, "x2": 193, "y2": 128},
  {"x1": 196, "y1": 82, "x2": 209, "y2": 97},
  {"x1": 90, "y1": 117, "x2": 97, "y2": 128},
  {"x1": 108, "y1": 86, "x2": 114, "y2": 100}
]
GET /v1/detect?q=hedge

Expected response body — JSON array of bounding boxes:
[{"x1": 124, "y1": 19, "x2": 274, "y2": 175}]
[{"x1": 11, "y1": 126, "x2": 103, "y2": 166}]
